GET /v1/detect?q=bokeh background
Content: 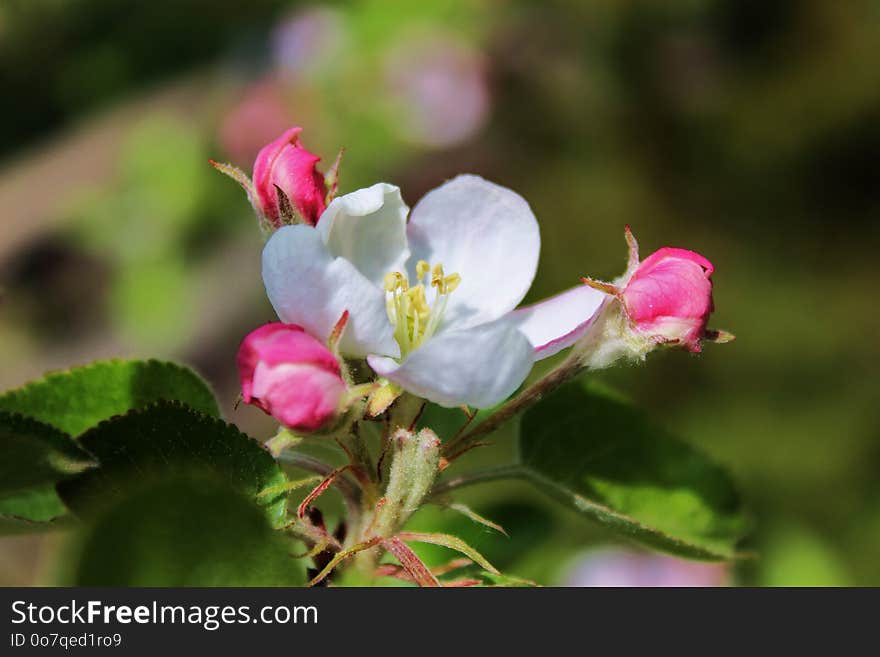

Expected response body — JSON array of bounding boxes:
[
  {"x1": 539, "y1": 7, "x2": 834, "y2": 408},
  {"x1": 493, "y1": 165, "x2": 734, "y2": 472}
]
[{"x1": 2, "y1": 0, "x2": 878, "y2": 586}]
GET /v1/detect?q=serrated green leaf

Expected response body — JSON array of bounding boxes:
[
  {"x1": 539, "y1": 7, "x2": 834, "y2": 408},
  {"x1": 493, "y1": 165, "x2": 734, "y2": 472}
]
[
  {"x1": 0, "y1": 359, "x2": 220, "y2": 436},
  {"x1": 58, "y1": 402, "x2": 287, "y2": 526},
  {"x1": 518, "y1": 383, "x2": 749, "y2": 561},
  {"x1": 66, "y1": 474, "x2": 306, "y2": 586}
]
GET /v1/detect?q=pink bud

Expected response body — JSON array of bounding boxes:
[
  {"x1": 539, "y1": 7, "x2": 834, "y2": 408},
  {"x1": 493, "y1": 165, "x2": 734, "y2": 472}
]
[
  {"x1": 622, "y1": 246, "x2": 715, "y2": 352},
  {"x1": 253, "y1": 127, "x2": 328, "y2": 227},
  {"x1": 237, "y1": 322, "x2": 346, "y2": 432}
]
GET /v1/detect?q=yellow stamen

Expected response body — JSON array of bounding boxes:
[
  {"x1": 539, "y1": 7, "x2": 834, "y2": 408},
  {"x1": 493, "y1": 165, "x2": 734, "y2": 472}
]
[
  {"x1": 430, "y1": 263, "x2": 445, "y2": 288},
  {"x1": 383, "y1": 261, "x2": 461, "y2": 358}
]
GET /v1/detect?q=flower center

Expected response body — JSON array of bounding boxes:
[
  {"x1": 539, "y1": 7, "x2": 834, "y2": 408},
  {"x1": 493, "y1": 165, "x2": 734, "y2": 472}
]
[{"x1": 384, "y1": 260, "x2": 461, "y2": 358}]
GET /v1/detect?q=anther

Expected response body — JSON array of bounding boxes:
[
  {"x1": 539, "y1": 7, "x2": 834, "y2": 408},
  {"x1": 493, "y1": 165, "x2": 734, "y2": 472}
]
[
  {"x1": 444, "y1": 273, "x2": 461, "y2": 293},
  {"x1": 383, "y1": 261, "x2": 461, "y2": 356}
]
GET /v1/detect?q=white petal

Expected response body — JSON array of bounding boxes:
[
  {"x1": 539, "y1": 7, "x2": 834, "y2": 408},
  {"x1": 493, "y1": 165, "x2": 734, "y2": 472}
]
[
  {"x1": 406, "y1": 175, "x2": 540, "y2": 331},
  {"x1": 512, "y1": 285, "x2": 608, "y2": 360},
  {"x1": 367, "y1": 318, "x2": 533, "y2": 408},
  {"x1": 263, "y1": 225, "x2": 399, "y2": 358},
  {"x1": 316, "y1": 183, "x2": 410, "y2": 286}
]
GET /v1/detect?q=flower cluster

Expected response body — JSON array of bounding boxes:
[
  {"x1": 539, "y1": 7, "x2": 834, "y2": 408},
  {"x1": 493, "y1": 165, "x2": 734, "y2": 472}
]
[{"x1": 221, "y1": 127, "x2": 731, "y2": 434}]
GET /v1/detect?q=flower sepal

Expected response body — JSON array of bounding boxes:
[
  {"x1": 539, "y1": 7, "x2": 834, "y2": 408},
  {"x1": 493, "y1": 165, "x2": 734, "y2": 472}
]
[
  {"x1": 264, "y1": 426, "x2": 303, "y2": 457},
  {"x1": 209, "y1": 159, "x2": 274, "y2": 234},
  {"x1": 365, "y1": 379, "x2": 403, "y2": 418},
  {"x1": 323, "y1": 146, "x2": 345, "y2": 206}
]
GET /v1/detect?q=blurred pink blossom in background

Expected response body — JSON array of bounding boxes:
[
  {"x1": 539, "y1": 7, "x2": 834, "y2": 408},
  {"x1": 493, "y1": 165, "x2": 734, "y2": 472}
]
[
  {"x1": 565, "y1": 548, "x2": 729, "y2": 587},
  {"x1": 384, "y1": 34, "x2": 490, "y2": 148},
  {"x1": 219, "y1": 79, "x2": 291, "y2": 164},
  {"x1": 272, "y1": 7, "x2": 348, "y2": 80}
]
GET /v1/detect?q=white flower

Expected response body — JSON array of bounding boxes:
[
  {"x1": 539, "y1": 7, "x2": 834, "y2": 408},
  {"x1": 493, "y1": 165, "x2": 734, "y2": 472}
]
[{"x1": 262, "y1": 174, "x2": 606, "y2": 408}]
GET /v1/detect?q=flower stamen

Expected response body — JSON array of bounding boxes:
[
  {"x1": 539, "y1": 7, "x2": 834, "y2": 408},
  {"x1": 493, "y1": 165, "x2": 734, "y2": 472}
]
[{"x1": 385, "y1": 261, "x2": 461, "y2": 357}]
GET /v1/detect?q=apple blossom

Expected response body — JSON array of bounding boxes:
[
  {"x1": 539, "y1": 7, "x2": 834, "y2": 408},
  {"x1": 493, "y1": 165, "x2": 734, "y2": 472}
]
[
  {"x1": 262, "y1": 174, "x2": 610, "y2": 409},
  {"x1": 253, "y1": 126, "x2": 328, "y2": 227},
  {"x1": 237, "y1": 322, "x2": 347, "y2": 432}
]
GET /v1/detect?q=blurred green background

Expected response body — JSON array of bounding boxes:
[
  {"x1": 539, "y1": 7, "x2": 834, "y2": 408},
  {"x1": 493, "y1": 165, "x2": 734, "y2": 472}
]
[{"x1": 1, "y1": 0, "x2": 878, "y2": 586}]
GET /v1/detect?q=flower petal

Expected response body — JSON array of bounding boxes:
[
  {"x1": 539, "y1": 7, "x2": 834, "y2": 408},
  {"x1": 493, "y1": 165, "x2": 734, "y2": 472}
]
[
  {"x1": 253, "y1": 127, "x2": 302, "y2": 223},
  {"x1": 512, "y1": 285, "x2": 608, "y2": 360},
  {"x1": 367, "y1": 318, "x2": 533, "y2": 408},
  {"x1": 263, "y1": 225, "x2": 399, "y2": 358},
  {"x1": 406, "y1": 175, "x2": 540, "y2": 331},
  {"x1": 316, "y1": 183, "x2": 410, "y2": 286}
]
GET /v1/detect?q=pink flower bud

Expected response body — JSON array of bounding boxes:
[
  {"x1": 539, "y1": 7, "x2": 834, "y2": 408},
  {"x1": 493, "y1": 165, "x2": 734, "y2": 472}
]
[
  {"x1": 622, "y1": 246, "x2": 715, "y2": 352},
  {"x1": 237, "y1": 322, "x2": 346, "y2": 432},
  {"x1": 583, "y1": 227, "x2": 728, "y2": 355},
  {"x1": 253, "y1": 127, "x2": 327, "y2": 227}
]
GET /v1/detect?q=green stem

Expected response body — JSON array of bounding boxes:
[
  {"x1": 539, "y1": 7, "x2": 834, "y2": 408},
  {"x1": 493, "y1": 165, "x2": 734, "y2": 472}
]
[
  {"x1": 429, "y1": 464, "x2": 526, "y2": 498},
  {"x1": 443, "y1": 353, "x2": 583, "y2": 459}
]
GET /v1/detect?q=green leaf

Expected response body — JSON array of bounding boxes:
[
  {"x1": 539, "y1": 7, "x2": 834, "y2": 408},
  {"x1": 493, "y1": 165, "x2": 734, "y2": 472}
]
[
  {"x1": 0, "y1": 359, "x2": 220, "y2": 436},
  {"x1": 518, "y1": 383, "x2": 749, "y2": 561},
  {"x1": 397, "y1": 532, "x2": 500, "y2": 574},
  {"x1": 66, "y1": 474, "x2": 306, "y2": 586},
  {"x1": 0, "y1": 412, "x2": 96, "y2": 495},
  {"x1": 0, "y1": 412, "x2": 96, "y2": 533},
  {"x1": 0, "y1": 487, "x2": 72, "y2": 533},
  {"x1": 58, "y1": 402, "x2": 287, "y2": 526},
  {"x1": 439, "y1": 502, "x2": 508, "y2": 537}
]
